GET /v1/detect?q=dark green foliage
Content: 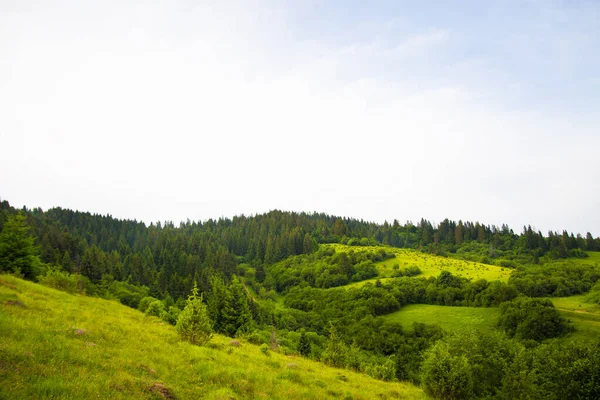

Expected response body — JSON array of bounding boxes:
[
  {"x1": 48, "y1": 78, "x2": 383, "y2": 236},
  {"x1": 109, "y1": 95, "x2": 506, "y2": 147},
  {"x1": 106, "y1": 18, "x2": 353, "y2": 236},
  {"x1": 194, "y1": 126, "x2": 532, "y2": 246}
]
[
  {"x1": 0, "y1": 212, "x2": 42, "y2": 279},
  {"x1": 106, "y1": 280, "x2": 149, "y2": 308},
  {"x1": 160, "y1": 306, "x2": 181, "y2": 325},
  {"x1": 221, "y1": 276, "x2": 252, "y2": 337},
  {"x1": 510, "y1": 263, "x2": 600, "y2": 297},
  {"x1": 421, "y1": 330, "x2": 523, "y2": 399},
  {"x1": 421, "y1": 341, "x2": 474, "y2": 400},
  {"x1": 498, "y1": 297, "x2": 571, "y2": 341},
  {"x1": 500, "y1": 340, "x2": 600, "y2": 400},
  {"x1": 298, "y1": 329, "x2": 311, "y2": 357},
  {"x1": 267, "y1": 247, "x2": 390, "y2": 292},
  {"x1": 207, "y1": 275, "x2": 227, "y2": 333}
]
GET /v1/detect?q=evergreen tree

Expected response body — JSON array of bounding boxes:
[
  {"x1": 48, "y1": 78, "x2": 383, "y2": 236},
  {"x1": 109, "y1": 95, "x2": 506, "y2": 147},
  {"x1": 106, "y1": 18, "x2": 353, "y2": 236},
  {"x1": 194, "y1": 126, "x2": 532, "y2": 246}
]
[
  {"x1": 322, "y1": 324, "x2": 347, "y2": 367},
  {"x1": 221, "y1": 276, "x2": 252, "y2": 337},
  {"x1": 255, "y1": 263, "x2": 265, "y2": 283},
  {"x1": 207, "y1": 275, "x2": 227, "y2": 333},
  {"x1": 176, "y1": 282, "x2": 213, "y2": 346},
  {"x1": 0, "y1": 212, "x2": 42, "y2": 279},
  {"x1": 298, "y1": 329, "x2": 311, "y2": 357}
]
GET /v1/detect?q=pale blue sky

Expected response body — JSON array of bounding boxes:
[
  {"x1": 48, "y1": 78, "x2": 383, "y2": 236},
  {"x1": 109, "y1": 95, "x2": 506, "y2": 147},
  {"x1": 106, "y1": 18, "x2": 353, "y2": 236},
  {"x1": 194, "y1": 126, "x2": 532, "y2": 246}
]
[{"x1": 1, "y1": 1, "x2": 599, "y2": 235}]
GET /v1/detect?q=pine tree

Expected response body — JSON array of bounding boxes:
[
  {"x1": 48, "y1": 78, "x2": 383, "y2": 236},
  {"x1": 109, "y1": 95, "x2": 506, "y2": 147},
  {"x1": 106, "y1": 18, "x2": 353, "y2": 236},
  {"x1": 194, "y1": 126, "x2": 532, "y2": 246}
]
[
  {"x1": 298, "y1": 329, "x2": 311, "y2": 357},
  {"x1": 255, "y1": 263, "x2": 265, "y2": 283},
  {"x1": 322, "y1": 324, "x2": 347, "y2": 367},
  {"x1": 207, "y1": 274, "x2": 227, "y2": 333},
  {"x1": 0, "y1": 212, "x2": 42, "y2": 279},
  {"x1": 221, "y1": 276, "x2": 252, "y2": 337},
  {"x1": 303, "y1": 233, "x2": 315, "y2": 254},
  {"x1": 176, "y1": 282, "x2": 213, "y2": 346}
]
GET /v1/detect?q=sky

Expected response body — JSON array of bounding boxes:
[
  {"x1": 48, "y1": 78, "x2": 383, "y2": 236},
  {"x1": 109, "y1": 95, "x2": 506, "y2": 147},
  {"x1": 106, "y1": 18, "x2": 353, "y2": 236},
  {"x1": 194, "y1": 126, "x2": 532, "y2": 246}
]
[{"x1": 1, "y1": 0, "x2": 599, "y2": 235}]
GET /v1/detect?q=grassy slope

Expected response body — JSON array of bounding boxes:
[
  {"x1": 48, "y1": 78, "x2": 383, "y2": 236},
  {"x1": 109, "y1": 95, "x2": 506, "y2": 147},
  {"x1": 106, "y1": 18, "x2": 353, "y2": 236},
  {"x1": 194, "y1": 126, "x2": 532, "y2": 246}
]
[
  {"x1": 327, "y1": 244, "x2": 510, "y2": 289},
  {"x1": 0, "y1": 275, "x2": 424, "y2": 400},
  {"x1": 383, "y1": 304, "x2": 500, "y2": 333},
  {"x1": 551, "y1": 294, "x2": 600, "y2": 342},
  {"x1": 381, "y1": 293, "x2": 600, "y2": 340}
]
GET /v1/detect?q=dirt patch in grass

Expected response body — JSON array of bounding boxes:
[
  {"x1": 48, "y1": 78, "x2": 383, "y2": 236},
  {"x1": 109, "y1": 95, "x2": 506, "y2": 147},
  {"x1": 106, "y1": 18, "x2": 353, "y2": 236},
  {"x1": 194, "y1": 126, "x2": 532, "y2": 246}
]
[
  {"x1": 149, "y1": 382, "x2": 175, "y2": 399},
  {"x1": 3, "y1": 300, "x2": 25, "y2": 307},
  {"x1": 0, "y1": 278, "x2": 19, "y2": 291}
]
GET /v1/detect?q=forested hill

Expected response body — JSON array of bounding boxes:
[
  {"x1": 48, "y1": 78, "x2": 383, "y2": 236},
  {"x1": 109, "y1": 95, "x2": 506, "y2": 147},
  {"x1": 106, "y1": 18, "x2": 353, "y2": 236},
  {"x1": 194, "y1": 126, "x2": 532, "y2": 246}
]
[{"x1": 0, "y1": 199, "x2": 598, "y2": 301}]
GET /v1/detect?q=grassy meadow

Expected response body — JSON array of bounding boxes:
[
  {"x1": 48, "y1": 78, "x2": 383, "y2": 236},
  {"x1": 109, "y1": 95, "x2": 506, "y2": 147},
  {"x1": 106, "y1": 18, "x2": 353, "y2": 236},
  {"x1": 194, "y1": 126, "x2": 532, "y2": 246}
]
[
  {"x1": 551, "y1": 294, "x2": 600, "y2": 342},
  {"x1": 383, "y1": 304, "x2": 500, "y2": 333},
  {"x1": 327, "y1": 244, "x2": 511, "y2": 287},
  {"x1": 0, "y1": 274, "x2": 425, "y2": 400}
]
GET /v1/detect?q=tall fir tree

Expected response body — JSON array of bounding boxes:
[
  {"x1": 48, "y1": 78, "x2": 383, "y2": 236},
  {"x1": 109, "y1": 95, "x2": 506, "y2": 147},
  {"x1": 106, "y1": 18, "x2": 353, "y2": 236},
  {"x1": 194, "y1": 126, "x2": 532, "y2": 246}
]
[
  {"x1": 221, "y1": 276, "x2": 252, "y2": 337},
  {"x1": 298, "y1": 329, "x2": 311, "y2": 357},
  {"x1": 0, "y1": 212, "x2": 42, "y2": 279}
]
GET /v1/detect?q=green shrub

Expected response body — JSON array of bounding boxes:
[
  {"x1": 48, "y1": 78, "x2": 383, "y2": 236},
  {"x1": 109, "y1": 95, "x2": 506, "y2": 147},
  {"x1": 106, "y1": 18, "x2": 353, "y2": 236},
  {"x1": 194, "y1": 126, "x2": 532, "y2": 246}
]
[
  {"x1": 421, "y1": 341, "x2": 474, "y2": 400},
  {"x1": 138, "y1": 296, "x2": 159, "y2": 313},
  {"x1": 38, "y1": 268, "x2": 78, "y2": 294},
  {"x1": 146, "y1": 300, "x2": 165, "y2": 317},
  {"x1": 260, "y1": 343, "x2": 270, "y2": 355},
  {"x1": 160, "y1": 306, "x2": 181, "y2": 325},
  {"x1": 498, "y1": 296, "x2": 571, "y2": 341}
]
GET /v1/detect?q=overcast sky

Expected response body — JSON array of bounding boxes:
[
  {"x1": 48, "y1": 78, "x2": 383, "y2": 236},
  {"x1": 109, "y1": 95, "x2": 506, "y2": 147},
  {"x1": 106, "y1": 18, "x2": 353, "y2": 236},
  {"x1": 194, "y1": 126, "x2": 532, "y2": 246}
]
[{"x1": 1, "y1": 0, "x2": 599, "y2": 235}]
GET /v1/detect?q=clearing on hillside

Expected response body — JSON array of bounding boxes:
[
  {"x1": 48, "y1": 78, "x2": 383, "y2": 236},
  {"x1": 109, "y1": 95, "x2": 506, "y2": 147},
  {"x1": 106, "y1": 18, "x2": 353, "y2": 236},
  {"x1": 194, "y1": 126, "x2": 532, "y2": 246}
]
[
  {"x1": 0, "y1": 274, "x2": 424, "y2": 400},
  {"x1": 383, "y1": 304, "x2": 500, "y2": 333},
  {"x1": 551, "y1": 294, "x2": 600, "y2": 342},
  {"x1": 327, "y1": 244, "x2": 511, "y2": 286}
]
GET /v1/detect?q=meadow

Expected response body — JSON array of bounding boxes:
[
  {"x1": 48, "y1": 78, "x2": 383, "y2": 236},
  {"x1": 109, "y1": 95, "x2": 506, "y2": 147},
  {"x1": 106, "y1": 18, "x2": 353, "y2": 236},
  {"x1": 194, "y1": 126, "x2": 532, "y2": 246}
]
[
  {"x1": 327, "y1": 244, "x2": 511, "y2": 289},
  {"x1": 0, "y1": 274, "x2": 424, "y2": 400},
  {"x1": 551, "y1": 294, "x2": 600, "y2": 342},
  {"x1": 383, "y1": 304, "x2": 500, "y2": 333}
]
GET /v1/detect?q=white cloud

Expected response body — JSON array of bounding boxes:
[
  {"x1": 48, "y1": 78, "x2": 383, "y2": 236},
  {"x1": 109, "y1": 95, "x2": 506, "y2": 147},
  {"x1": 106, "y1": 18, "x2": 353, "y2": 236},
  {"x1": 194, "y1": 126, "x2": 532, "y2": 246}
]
[{"x1": 0, "y1": 1, "x2": 598, "y2": 235}]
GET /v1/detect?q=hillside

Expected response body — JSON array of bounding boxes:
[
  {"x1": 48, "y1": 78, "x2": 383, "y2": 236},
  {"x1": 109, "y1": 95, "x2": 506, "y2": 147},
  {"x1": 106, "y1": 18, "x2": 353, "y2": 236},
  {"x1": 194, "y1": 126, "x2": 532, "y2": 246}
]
[
  {"x1": 0, "y1": 274, "x2": 424, "y2": 400},
  {"x1": 328, "y1": 244, "x2": 511, "y2": 289}
]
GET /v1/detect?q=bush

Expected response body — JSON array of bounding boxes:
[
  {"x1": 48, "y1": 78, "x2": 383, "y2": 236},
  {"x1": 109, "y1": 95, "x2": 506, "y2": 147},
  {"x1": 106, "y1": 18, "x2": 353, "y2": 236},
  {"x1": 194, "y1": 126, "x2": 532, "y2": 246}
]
[
  {"x1": 160, "y1": 306, "x2": 181, "y2": 325},
  {"x1": 498, "y1": 296, "x2": 571, "y2": 341},
  {"x1": 146, "y1": 300, "x2": 165, "y2": 317},
  {"x1": 107, "y1": 281, "x2": 149, "y2": 308},
  {"x1": 138, "y1": 296, "x2": 159, "y2": 313},
  {"x1": 38, "y1": 268, "x2": 78, "y2": 294},
  {"x1": 421, "y1": 341, "x2": 474, "y2": 400},
  {"x1": 176, "y1": 283, "x2": 213, "y2": 346},
  {"x1": 260, "y1": 343, "x2": 270, "y2": 355}
]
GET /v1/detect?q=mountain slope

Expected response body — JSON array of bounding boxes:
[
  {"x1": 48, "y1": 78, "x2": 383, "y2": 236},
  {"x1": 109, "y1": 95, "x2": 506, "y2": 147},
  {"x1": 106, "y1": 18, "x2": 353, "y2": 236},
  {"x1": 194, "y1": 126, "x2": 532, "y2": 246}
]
[{"x1": 0, "y1": 274, "x2": 424, "y2": 399}]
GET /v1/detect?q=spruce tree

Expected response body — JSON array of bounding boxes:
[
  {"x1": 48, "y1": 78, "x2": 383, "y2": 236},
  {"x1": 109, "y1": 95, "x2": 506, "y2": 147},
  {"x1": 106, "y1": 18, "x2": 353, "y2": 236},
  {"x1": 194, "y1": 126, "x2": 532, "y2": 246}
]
[
  {"x1": 222, "y1": 276, "x2": 252, "y2": 337},
  {"x1": 176, "y1": 282, "x2": 213, "y2": 346},
  {"x1": 298, "y1": 329, "x2": 311, "y2": 357},
  {"x1": 207, "y1": 275, "x2": 227, "y2": 333},
  {"x1": 322, "y1": 324, "x2": 347, "y2": 367},
  {"x1": 0, "y1": 212, "x2": 42, "y2": 279}
]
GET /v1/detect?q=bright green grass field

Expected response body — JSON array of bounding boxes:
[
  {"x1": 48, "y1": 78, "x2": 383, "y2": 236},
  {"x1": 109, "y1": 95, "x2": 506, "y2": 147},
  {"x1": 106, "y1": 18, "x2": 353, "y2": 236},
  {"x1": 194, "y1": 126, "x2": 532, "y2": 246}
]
[
  {"x1": 0, "y1": 275, "x2": 424, "y2": 400},
  {"x1": 327, "y1": 244, "x2": 511, "y2": 287},
  {"x1": 551, "y1": 294, "x2": 600, "y2": 342},
  {"x1": 570, "y1": 251, "x2": 600, "y2": 266},
  {"x1": 383, "y1": 304, "x2": 500, "y2": 333}
]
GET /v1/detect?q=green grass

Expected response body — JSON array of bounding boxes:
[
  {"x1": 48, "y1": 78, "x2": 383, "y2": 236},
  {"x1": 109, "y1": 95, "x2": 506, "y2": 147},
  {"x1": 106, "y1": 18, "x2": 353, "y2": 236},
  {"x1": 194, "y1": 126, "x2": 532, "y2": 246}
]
[
  {"x1": 551, "y1": 294, "x2": 600, "y2": 342},
  {"x1": 327, "y1": 244, "x2": 511, "y2": 286},
  {"x1": 0, "y1": 274, "x2": 424, "y2": 400},
  {"x1": 383, "y1": 304, "x2": 500, "y2": 333},
  {"x1": 572, "y1": 251, "x2": 600, "y2": 266}
]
